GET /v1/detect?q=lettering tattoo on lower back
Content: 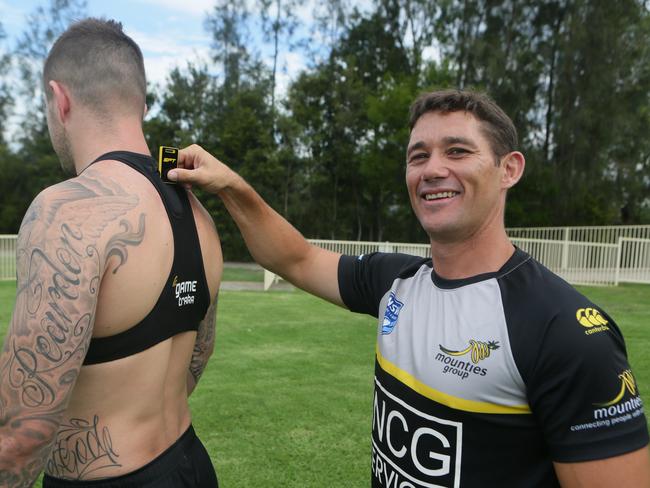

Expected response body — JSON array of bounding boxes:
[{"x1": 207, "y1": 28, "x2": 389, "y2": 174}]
[
  {"x1": 46, "y1": 415, "x2": 121, "y2": 480},
  {"x1": 0, "y1": 174, "x2": 145, "y2": 486}
]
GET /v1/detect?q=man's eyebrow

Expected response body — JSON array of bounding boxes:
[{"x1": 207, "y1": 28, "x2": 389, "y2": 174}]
[
  {"x1": 406, "y1": 141, "x2": 427, "y2": 156},
  {"x1": 442, "y1": 136, "x2": 479, "y2": 149}
]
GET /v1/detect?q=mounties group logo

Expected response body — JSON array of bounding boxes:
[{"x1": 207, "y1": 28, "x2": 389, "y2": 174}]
[
  {"x1": 570, "y1": 369, "x2": 644, "y2": 433},
  {"x1": 172, "y1": 275, "x2": 198, "y2": 307},
  {"x1": 434, "y1": 340, "x2": 499, "y2": 380},
  {"x1": 381, "y1": 292, "x2": 404, "y2": 335},
  {"x1": 576, "y1": 307, "x2": 610, "y2": 335}
]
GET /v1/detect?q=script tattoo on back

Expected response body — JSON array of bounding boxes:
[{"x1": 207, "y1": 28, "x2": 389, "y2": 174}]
[
  {"x1": 47, "y1": 416, "x2": 121, "y2": 480},
  {"x1": 0, "y1": 174, "x2": 145, "y2": 486}
]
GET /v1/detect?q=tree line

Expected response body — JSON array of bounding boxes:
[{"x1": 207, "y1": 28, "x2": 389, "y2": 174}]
[{"x1": 1, "y1": 0, "x2": 649, "y2": 259}]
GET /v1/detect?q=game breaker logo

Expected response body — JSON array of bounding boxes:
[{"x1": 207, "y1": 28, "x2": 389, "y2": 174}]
[
  {"x1": 172, "y1": 275, "x2": 198, "y2": 307},
  {"x1": 576, "y1": 307, "x2": 610, "y2": 335},
  {"x1": 435, "y1": 340, "x2": 499, "y2": 380}
]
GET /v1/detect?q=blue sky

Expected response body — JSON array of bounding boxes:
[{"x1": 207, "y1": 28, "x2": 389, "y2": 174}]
[{"x1": 1, "y1": 0, "x2": 309, "y2": 90}]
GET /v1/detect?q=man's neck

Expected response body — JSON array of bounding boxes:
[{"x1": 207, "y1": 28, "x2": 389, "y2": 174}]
[
  {"x1": 71, "y1": 119, "x2": 150, "y2": 175},
  {"x1": 429, "y1": 226, "x2": 515, "y2": 280}
]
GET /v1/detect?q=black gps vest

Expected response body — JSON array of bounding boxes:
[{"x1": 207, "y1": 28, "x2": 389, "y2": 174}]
[{"x1": 82, "y1": 151, "x2": 211, "y2": 365}]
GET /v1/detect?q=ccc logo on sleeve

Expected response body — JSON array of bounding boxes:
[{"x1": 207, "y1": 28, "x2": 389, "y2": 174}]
[{"x1": 576, "y1": 308, "x2": 610, "y2": 335}]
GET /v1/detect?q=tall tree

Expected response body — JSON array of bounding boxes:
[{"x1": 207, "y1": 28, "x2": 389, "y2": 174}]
[
  {"x1": 257, "y1": 0, "x2": 304, "y2": 122},
  {"x1": 376, "y1": 0, "x2": 440, "y2": 77},
  {"x1": 0, "y1": 1, "x2": 87, "y2": 233},
  {"x1": 286, "y1": 6, "x2": 453, "y2": 241},
  {"x1": 205, "y1": 0, "x2": 253, "y2": 100},
  {"x1": 0, "y1": 22, "x2": 12, "y2": 144},
  {"x1": 13, "y1": 0, "x2": 87, "y2": 138},
  {"x1": 438, "y1": 0, "x2": 650, "y2": 226}
]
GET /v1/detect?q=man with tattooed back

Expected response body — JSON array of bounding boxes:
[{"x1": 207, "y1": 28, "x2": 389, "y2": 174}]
[{"x1": 0, "y1": 19, "x2": 222, "y2": 487}]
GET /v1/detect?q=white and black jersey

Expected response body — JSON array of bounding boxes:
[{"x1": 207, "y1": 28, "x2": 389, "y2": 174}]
[{"x1": 338, "y1": 248, "x2": 648, "y2": 488}]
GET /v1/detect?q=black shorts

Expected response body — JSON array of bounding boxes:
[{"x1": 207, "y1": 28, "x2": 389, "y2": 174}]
[{"x1": 43, "y1": 425, "x2": 218, "y2": 488}]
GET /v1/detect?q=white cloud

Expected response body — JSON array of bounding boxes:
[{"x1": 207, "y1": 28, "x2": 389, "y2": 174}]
[
  {"x1": 133, "y1": 0, "x2": 214, "y2": 17},
  {"x1": 276, "y1": 50, "x2": 307, "y2": 98},
  {"x1": 128, "y1": 28, "x2": 212, "y2": 86}
]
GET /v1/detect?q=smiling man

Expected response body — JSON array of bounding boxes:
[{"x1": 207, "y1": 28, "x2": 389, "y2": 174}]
[{"x1": 168, "y1": 89, "x2": 650, "y2": 487}]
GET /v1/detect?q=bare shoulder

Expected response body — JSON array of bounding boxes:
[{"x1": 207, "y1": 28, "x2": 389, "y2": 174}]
[{"x1": 21, "y1": 172, "x2": 140, "y2": 237}]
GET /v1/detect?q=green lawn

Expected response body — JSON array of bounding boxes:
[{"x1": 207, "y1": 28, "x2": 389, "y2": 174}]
[
  {"x1": 0, "y1": 281, "x2": 648, "y2": 487},
  {"x1": 221, "y1": 266, "x2": 264, "y2": 283}
]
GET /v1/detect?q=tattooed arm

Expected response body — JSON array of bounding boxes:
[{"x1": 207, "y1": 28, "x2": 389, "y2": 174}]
[
  {"x1": 187, "y1": 295, "x2": 218, "y2": 397},
  {"x1": 0, "y1": 176, "x2": 142, "y2": 487}
]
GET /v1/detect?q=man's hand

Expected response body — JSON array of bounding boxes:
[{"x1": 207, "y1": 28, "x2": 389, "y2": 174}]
[
  {"x1": 167, "y1": 144, "x2": 238, "y2": 194},
  {"x1": 168, "y1": 143, "x2": 344, "y2": 306}
]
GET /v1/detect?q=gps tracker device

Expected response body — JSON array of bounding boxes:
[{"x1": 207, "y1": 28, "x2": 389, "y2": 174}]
[{"x1": 158, "y1": 146, "x2": 178, "y2": 184}]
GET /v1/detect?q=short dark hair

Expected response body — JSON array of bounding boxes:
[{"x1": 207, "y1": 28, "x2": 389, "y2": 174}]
[
  {"x1": 409, "y1": 89, "x2": 518, "y2": 162},
  {"x1": 43, "y1": 18, "x2": 146, "y2": 116}
]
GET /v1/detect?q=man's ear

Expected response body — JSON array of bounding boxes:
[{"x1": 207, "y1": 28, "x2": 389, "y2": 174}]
[
  {"x1": 48, "y1": 80, "x2": 72, "y2": 123},
  {"x1": 501, "y1": 151, "x2": 525, "y2": 189},
  {"x1": 143, "y1": 103, "x2": 148, "y2": 118}
]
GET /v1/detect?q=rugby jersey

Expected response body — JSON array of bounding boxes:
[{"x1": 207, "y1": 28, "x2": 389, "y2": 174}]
[{"x1": 338, "y1": 248, "x2": 648, "y2": 487}]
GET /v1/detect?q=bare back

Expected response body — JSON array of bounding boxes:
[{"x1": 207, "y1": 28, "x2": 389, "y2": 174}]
[{"x1": 39, "y1": 160, "x2": 222, "y2": 480}]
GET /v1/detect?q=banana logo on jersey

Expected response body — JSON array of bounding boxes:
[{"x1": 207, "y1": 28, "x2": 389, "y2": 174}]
[
  {"x1": 596, "y1": 369, "x2": 637, "y2": 407},
  {"x1": 172, "y1": 275, "x2": 198, "y2": 307},
  {"x1": 439, "y1": 340, "x2": 500, "y2": 364},
  {"x1": 576, "y1": 307, "x2": 610, "y2": 335},
  {"x1": 588, "y1": 369, "x2": 644, "y2": 424}
]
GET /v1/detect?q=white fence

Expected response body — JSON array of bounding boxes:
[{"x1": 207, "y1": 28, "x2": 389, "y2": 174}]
[
  {"x1": 0, "y1": 235, "x2": 15, "y2": 281},
  {"x1": 264, "y1": 232, "x2": 650, "y2": 289},
  {"x1": 506, "y1": 225, "x2": 650, "y2": 243},
  {"x1": 307, "y1": 239, "x2": 431, "y2": 257},
  {"x1": 511, "y1": 238, "x2": 620, "y2": 286},
  {"x1": 2, "y1": 230, "x2": 649, "y2": 288},
  {"x1": 619, "y1": 237, "x2": 650, "y2": 284}
]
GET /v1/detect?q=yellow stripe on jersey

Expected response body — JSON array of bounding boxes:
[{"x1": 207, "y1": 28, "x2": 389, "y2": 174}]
[{"x1": 376, "y1": 347, "x2": 532, "y2": 415}]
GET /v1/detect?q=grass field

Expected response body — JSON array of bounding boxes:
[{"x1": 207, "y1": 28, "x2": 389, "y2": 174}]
[
  {"x1": 221, "y1": 266, "x2": 264, "y2": 283},
  {"x1": 0, "y1": 281, "x2": 648, "y2": 487}
]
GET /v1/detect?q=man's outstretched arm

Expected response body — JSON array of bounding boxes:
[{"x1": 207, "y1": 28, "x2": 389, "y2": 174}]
[
  {"x1": 169, "y1": 145, "x2": 343, "y2": 306},
  {"x1": 0, "y1": 175, "x2": 143, "y2": 487}
]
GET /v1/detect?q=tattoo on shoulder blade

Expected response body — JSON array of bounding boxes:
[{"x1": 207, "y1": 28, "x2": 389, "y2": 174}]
[
  {"x1": 106, "y1": 213, "x2": 146, "y2": 274},
  {"x1": 46, "y1": 415, "x2": 121, "y2": 480}
]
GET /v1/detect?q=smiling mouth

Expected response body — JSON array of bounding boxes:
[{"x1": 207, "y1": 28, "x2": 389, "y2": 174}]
[{"x1": 423, "y1": 191, "x2": 459, "y2": 201}]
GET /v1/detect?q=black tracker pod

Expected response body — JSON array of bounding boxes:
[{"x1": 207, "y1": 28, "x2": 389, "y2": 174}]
[{"x1": 158, "y1": 146, "x2": 179, "y2": 184}]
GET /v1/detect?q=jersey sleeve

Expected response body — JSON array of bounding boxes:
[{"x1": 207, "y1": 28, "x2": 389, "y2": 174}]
[
  {"x1": 338, "y1": 252, "x2": 426, "y2": 317},
  {"x1": 526, "y1": 304, "x2": 649, "y2": 462}
]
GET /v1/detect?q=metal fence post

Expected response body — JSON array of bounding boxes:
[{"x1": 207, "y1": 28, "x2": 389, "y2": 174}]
[
  {"x1": 614, "y1": 237, "x2": 622, "y2": 287},
  {"x1": 561, "y1": 227, "x2": 569, "y2": 271}
]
